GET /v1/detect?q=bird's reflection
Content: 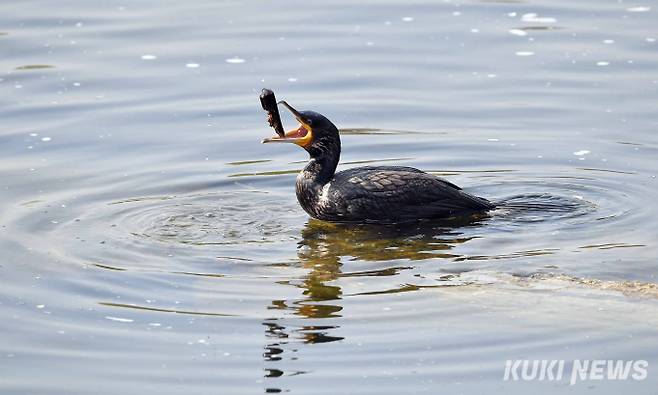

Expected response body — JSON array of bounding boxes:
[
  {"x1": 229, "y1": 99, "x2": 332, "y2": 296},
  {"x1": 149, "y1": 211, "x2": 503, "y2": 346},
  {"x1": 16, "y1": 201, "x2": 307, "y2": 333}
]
[
  {"x1": 298, "y1": 215, "x2": 488, "y2": 263},
  {"x1": 262, "y1": 213, "x2": 488, "y2": 392}
]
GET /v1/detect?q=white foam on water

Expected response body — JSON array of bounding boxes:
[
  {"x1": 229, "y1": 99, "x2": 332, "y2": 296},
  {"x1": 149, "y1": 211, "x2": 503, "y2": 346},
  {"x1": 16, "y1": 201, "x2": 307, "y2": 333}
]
[
  {"x1": 509, "y1": 29, "x2": 527, "y2": 36},
  {"x1": 626, "y1": 6, "x2": 651, "y2": 12},
  {"x1": 521, "y1": 13, "x2": 557, "y2": 23},
  {"x1": 105, "y1": 316, "x2": 134, "y2": 323},
  {"x1": 225, "y1": 57, "x2": 245, "y2": 64}
]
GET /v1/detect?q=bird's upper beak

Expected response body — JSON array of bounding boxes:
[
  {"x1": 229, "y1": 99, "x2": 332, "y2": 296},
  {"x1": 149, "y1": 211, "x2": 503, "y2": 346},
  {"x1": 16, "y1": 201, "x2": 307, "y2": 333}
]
[{"x1": 262, "y1": 101, "x2": 313, "y2": 148}]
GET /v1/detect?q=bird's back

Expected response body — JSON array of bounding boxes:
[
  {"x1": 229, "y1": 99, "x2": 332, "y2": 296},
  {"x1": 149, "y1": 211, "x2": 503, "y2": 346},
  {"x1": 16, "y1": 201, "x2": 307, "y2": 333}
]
[{"x1": 307, "y1": 166, "x2": 494, "y2": 223}]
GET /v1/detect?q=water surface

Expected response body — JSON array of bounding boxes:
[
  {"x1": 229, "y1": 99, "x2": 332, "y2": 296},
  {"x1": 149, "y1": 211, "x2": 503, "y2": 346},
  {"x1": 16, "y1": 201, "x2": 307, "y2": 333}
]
[{"x1": 1, "y1": 0, "x2": 658, "y2": 394}]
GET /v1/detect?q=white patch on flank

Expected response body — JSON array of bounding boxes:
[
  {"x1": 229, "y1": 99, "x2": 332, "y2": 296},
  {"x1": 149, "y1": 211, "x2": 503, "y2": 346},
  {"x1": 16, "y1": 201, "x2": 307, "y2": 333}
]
[{"x1": 319, "y1": 183, "x2": 331, "y2": 205}]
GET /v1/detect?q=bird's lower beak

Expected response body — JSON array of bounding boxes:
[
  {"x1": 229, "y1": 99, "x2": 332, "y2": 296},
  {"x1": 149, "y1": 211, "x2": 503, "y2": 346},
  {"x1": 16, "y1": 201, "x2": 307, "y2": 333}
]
[{"x1": 261, "y1": 124, "x2": 310, "y2": 145}]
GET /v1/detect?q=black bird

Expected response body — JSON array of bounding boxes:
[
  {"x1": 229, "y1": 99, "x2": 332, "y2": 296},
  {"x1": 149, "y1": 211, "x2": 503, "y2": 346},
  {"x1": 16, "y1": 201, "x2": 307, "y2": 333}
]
[{"x1": 262, "y1": 101, "x2": 494, "y2": 224}]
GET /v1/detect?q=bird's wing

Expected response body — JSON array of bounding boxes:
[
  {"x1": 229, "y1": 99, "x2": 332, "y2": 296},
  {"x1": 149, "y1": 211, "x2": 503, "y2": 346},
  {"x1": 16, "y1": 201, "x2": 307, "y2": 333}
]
[
  {"x1": 327, "y1": 167, "x2": 491, "y2": 221},
  {"x1": 338, "y1": 166, "x2": 463, "y2": 190}
]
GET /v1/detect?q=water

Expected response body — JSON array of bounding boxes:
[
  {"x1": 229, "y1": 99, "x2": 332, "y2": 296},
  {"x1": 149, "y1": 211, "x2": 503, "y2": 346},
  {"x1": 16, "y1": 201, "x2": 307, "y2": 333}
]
[{"x1": 1, "y1": 0, "x2": 657, "y2": 393}]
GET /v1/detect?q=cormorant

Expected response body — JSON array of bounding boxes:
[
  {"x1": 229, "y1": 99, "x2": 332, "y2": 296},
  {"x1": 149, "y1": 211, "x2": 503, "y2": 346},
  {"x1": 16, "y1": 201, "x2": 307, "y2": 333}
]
[{"x1": 262, "y1": 101, "x2": 494, "y2": 224}]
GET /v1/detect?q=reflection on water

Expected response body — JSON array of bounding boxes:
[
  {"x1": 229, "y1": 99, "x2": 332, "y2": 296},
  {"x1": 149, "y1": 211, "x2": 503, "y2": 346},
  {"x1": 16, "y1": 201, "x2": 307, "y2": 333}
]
[
  {"x1": 339, "y1": 128, "x2": 425, "y2": 136},
  {"x1": 299, "y1": 217, "x2": 486, "y2": 262},
  {"x1": 516, "y1": 26, "x2": 562, "y2": 31},
  {"x1": 262, "y1": 215, "x2": 485, "y2": 390},
  {"x1": 99, "y1": 301, "x2": 235, "y2": 316},
  {"x1": 14, "y1": 64, "x2": 55, "y2": 71}
]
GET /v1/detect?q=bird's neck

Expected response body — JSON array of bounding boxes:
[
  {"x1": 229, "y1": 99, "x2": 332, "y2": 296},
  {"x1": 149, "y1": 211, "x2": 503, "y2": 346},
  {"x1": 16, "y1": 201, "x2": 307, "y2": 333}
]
[
  {"x1": 302, "y1": 152, "x2": 339, "y2": 186},
  {"x1": 295, "y1": 151, "x2": 340, "y2": 217}
]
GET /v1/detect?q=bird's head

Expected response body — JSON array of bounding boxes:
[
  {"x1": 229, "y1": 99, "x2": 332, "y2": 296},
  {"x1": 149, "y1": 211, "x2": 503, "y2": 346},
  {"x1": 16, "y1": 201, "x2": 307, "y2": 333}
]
[{"x1": 262, "y1": 101, "x2": 340, "y2": 158}]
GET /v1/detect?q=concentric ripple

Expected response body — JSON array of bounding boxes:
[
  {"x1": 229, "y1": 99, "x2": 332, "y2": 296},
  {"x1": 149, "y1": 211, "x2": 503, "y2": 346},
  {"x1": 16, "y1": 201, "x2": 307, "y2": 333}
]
[
  {"x1": 107, "y1": 192, "x2": 300, "y2": 246},
  {"x1": 3, "y1": 153, "x2": 656, "y2": 389},
  {"x1": 2, "y1": 156, "x2": 656, "y2": 395},
  {"x1": 5, "y1": 164, "x2": 652, "y2": 284},
  {"x1": 43, "y1": 190, "x2": 306, "y2": 274}
]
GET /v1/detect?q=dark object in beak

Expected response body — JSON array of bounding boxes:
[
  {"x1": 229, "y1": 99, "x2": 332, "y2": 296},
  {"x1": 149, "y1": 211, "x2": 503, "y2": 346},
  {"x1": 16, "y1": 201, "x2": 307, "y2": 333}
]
[
  {"x1": 260, "y1": 88, "x2": 285, "y2": 137},
  {"x1": 261, "y1": 99, "x2": 313, "y2": 147}
]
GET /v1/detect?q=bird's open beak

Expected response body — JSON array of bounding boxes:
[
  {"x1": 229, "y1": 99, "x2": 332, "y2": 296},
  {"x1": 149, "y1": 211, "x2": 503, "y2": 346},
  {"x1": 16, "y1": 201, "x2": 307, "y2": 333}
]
[{"x1": 262, "y1": 101, "x2": 313, "y2": 148}]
